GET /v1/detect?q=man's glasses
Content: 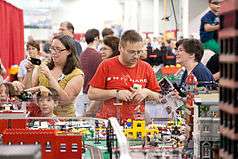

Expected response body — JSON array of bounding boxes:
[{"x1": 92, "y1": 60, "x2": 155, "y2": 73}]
[{"x1": 49, "y1": 47, "x2": 67, "y2": 53}]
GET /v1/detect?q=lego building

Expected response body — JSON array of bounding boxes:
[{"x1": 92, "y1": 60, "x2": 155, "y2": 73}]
[
  {"x1": 2, "y1": 129, "x2": 82, "y2": 159},
  {"x1": 123, "y1": 119, "x2": 159, "y2": 139},
  {"x1": 193, "y1": 94, "x2": 219, "y2": 159},
  {"x1": 219, "y1": 0, "x2": 238, "y2": 158}
]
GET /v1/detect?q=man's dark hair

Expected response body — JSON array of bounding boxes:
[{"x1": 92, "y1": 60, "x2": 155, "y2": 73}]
[
  {"x1": 85, "y1": 29, "x2": 100, "y2": 44},
  {"x1": 36, "y1": 87, "x2": 59, "y2": 101},
  {"x1": 26, "y1": 40, "x2": 40, "y2": 51},
  {"x1": 120, "y1": 30, "x2": 143, "y2": 47},
  {"x1": 102, "y1": 28, "x2": 114, "y2": 38},
  {"x1": 61, "y1": 21, "x2": 75, "y2": 34},
  {"x1": 48, "y1": 34, "x2": 79, "y2": 75},
  {"x1": 103, "y1": 36, "x2": 120, "y2": 58},
  {"x1": 181, "y1": 39, "x2": 204, "y2": 62}
]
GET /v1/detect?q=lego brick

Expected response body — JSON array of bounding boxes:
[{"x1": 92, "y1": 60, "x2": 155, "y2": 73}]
[
  {"x1": 235, "y1": 115, "x2": 238, "y2": 133},
  {"x1": 0, "y1": 145, "x2": 41, "y2": 159},
  {"x1": 220, "y1": 10, "x2": 238, "y2": 30},
  {"x1": 220, "y1": 125, "x2": 238, "y2": 140},
  {"x1": 220, "y1": 103, "x2": 238, "y2": 114},
  {"x1": 220, "y1": 79, "x2": 238, "y2": 89},
  {"x1": 220, "y1": 37, "x2": 238, "y2": 55},
  {"x1": 219, "y1": 28, "x2": 238, "y2": 39},
  {"x1": 220, "y1": 0, "x2": 238, "y2": 14},
  {"x1": 219, "y1": 62, "x2": 238, "y2": 81},
  {"x1": 2, "y1": 129, "x2": 82, "y2": 159}
]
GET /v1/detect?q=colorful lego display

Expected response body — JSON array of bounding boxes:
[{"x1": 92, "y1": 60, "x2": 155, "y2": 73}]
[
  {"x1": 0, "y1": 83, "x2": 219, "y2": 159},
  {"x1": 155, "y1": 64, "x2": 184, "y2": 84}
]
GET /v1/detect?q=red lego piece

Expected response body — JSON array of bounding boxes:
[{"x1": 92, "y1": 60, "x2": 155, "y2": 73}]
[
  {"x1": 2, "y1": 129, "x2": 82, "y2": 159},
  {"x1": 0, "y1": 119, "x2": 26, "y2": 134}
]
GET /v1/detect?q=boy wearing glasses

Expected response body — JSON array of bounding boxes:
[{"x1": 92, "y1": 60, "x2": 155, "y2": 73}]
[{"x1": 200, "y1": 0, "x2": 221, "y2": 54}]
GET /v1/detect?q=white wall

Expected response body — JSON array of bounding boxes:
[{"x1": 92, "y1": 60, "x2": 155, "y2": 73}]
[
  {"x1": 188, "y1": 0, "x2": 208, "y2": 39},
  {"x1": 7, "y1": 0, "x2": 208, "y2": 41},
  {"x1": 51, "y1": 0, "x2": 123, "y2": 33},
  {"x1": 136, "y1": 0, "x2": 181, "y2": 37}
]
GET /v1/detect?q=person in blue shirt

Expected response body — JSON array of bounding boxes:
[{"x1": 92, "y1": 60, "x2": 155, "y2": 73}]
[
  {"x1": 175, "y1": 39, "x2": 215, "y2": 88},
  {"x1": 200, "y1": 0, "x2": 221, "y2": 54}
]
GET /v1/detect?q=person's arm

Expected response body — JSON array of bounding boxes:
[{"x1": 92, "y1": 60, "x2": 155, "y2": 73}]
[
  {"x1": 132, "y1": 63, "x2": 166, "y2": 104},
  {"x1": 0, "y1": 59, "x2": 6, "y2": 76},
  {"x1": 84, "y1": 100, "x2": 103, "y2": 117},
  {"x1": 22, "y1": 71, "x2": 33, "y2": 88},
  {"x1": 48, "y1": 73, "x2": 84, "y2": 106},
  {"x1": 31, "y1": 67, "x2": 40, "y2": 87},
  {"x1": 204, "y1": 23, "x2": 220, "y2": 32},
  {"x1": 22, "y1": 61, "x2": 38, "y2": 88},
  {"x1": 213, "y1": 72, "x2": 220, "y2": 81},
  {"x1": 88, "y1": 86, "x2": 117, "y2": 101},
  {"x1": 131, "y1": 88, "x2": 165, "y2": 104},
  {"x1": 88, "y1": 86, "x2": 134, "y2": 102}
]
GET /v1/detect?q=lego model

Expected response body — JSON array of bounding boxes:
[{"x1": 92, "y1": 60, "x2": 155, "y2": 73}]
[
  {"x1": 0, "y1": 100, "x2": 27, "y2": 134},
  {"x1": 193, "y1": 93, "x2": 219, "y2": 159},
  {"x1": 219, "y1": 0, "x2": 238, "y2": 158},
  {"x1": 3, "y1": 129, "x2": 82, "y2": 159},
  {"x1": 123, "y1": 105, "x2": 159, "y2": 140},
  {"x1": 0, "y1": 84, "x2": 205, "y2": 159},
  {"x1": 123, "y1": 118, "x2": 159, "y2": 140},
  {"x1": 155, "y1": 64, "x2": 184, "y2": 84}
]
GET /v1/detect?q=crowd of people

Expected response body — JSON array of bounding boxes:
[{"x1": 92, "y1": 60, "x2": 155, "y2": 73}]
[{"x1": 0, "y1": 0, "x2": 220, "y2": 121}]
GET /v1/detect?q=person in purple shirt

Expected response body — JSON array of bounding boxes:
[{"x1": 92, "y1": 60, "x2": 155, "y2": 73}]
[{"x1": 76, "y1": 29, "x2": 102, "y2": 116}]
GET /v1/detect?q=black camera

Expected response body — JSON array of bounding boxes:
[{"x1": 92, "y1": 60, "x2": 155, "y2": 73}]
[
  {"x1": 29, "y1": 57, "x2": 41, "y2": 65},
  {"x1": 18, "y1": 91, "x2": 33, "y2": 101}
]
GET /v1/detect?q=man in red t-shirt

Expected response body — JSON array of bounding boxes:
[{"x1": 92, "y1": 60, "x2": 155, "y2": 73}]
[{"x1": 88, "y1": 30, "x2": 163, "y2": 121}]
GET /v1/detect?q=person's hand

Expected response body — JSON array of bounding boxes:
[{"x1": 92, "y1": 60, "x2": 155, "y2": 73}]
[
  {"x1": 38, "y1": 86, "x2": 51, "y2": 96},
  {"x1": 25, "y1": 60, "x2": 34, "y2": 72},
  {"x1": 117, "y1": 90, "x2": 133, "y2": 102},
  {"x1": 215, "y1": 24, "x2": 220, "y2": 30},
  {"x1": 25, "y1": 86, "x2": 50, "y2": 95},
  {"x1": 130, "y1": 87, "x2": 148, "y2": 104},
  {"x1": 156, "y1": 93, "x2": 167, "y2": 104},
  {"x1": 0, "y1": 58, "x2": 6, "y2": 75},
  {"x1": 39, "y1": 63, "x2": 51, "y2": 79},
  {"x1": 170, "y1": 89, "x2": 182, "y2": 99},
  {"x1": 12, "y1": 81, "x2": 25, "y2": 94}
]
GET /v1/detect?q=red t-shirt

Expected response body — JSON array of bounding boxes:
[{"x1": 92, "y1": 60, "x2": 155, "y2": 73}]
[{"x1": 89, "y1": 57, "x2": 160, "y2": 121}]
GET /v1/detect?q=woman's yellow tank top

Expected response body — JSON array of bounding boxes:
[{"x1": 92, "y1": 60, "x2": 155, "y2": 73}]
[{"x1": 38, "y1": 68, "x2": 83, "y2": 117}]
